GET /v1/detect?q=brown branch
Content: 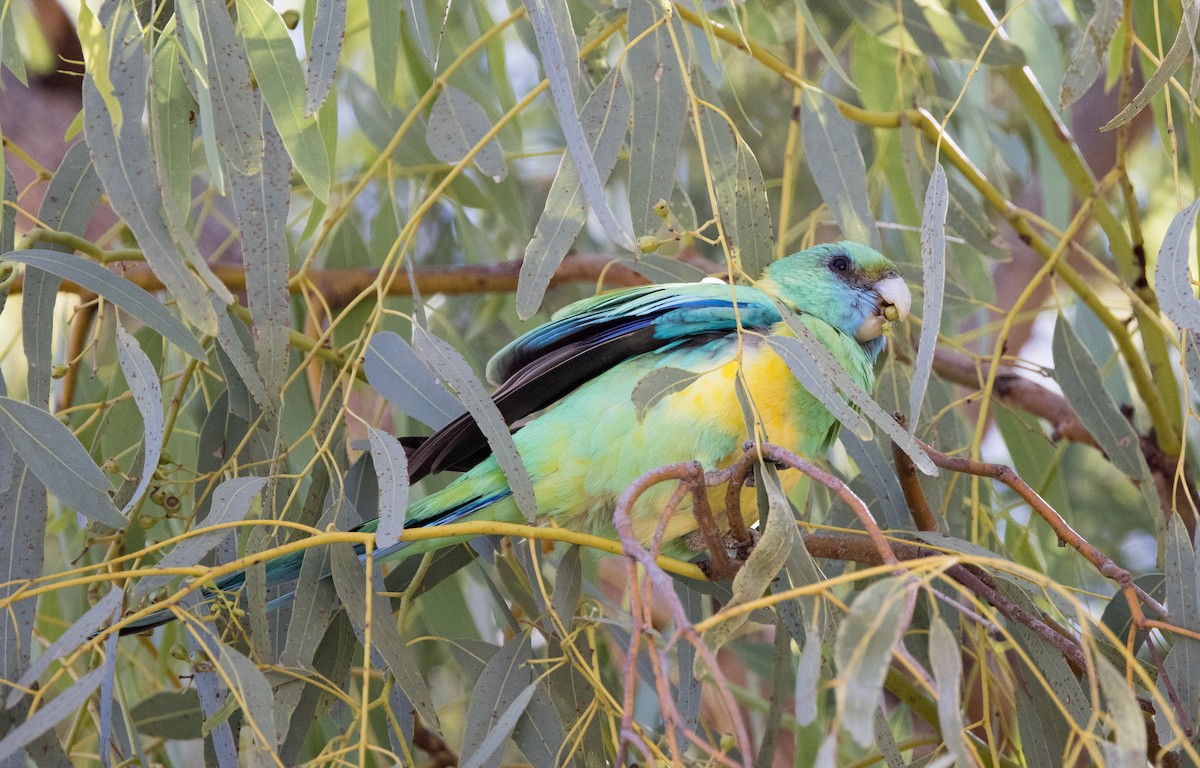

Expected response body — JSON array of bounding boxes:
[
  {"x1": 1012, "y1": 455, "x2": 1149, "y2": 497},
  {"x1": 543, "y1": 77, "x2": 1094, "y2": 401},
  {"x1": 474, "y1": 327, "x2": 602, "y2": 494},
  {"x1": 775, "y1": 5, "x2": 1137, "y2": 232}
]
[{"x1": 891, "y1": 413, "x2": 939, "y2": 532}]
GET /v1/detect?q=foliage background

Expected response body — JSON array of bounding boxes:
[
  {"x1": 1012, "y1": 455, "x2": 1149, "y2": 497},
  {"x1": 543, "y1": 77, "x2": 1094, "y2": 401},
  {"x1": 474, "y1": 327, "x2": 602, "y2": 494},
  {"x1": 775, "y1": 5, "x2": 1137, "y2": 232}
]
[{"x1": 1, "y1": 0, "x2": 1200, "y2": 765}]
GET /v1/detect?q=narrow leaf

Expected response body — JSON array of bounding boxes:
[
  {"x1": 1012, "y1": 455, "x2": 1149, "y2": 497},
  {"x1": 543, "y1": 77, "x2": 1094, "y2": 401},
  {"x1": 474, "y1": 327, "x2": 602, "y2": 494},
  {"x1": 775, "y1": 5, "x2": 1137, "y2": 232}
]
[
  {"x1": 230, "y1": 111, "x2": 292, "y2": 397},
  {"x1": 1, "y1": 251, "x2": 205, "y2": 359},
  {"x1": 237, "y1": 0, "x2": 332, "y2": 202},
  {"x1": 115, "y1": 323, "x2": 164, "y2": 516},
  {"x1": 518, "y1": 70, "x2": 629, "y2": 319},
  {"x1": 1094, "y1": 654, "x2": 1147, "y2": 765},
  {"x1": 188, "y1": 627, "x2": 276, "y2": 765},
  {"x1": 135, "y1": 477, "x2": 266, "y2": 595},
  {"x1": 1059, "y1": 0, "x2": 1121, "y2": 108},
  {"x1": 910, "y1": 164, "x2": 946, "y2": 426},
  {"x1": 524, "y1": 0, "x2": 634, "y2": 252},
  {"x1": 0, "y1": 397, "x2": 124, "y2": 528},
  {"x1": 367, "y1": 0, "x2": 400, "y2": 104},
  {"x1": 627, "y1": 0, "x2": 687, "y2": 235},
  {"x1": 801, "y1": 89, "x2": 878, "y2": 249},
  {"x1": 329, "y1": 544, "x2": 441, "y2": 728},
  {"x1": 461, "y1": 632, "x2": 533, "y2": 764},
  {"x1": 929, "y1": 617, "x2": 972, "y2": 767},
  {"x1": 413, "y1": 327, "x2": 538, "y2": 521},
  {"x1": 190, "y1": 0, "x2": 264, "y2": 174},
  {"x1": 1103, "y1": 0, "x2": 1198, "y2": 130},
  {"x1": 305, "y1": 0, "x2": 345, "y2": 115},
  {"x1": 839, "y1": 0, "x2": 1025, "y2": 66},
  {"x1": 213, "y1": 299, "x2": 274, "y2": 416},
  {"x1": 367, "y1": 426, "x2": 410, "y2": 546},
  {"x1": 426, "y1": 86, "x2": 507, "y2": 180},
  {"x1": 1153, "y1": 197, "x2": 1200, "y2": 332},
  {"x1": 0, "y1": 667, "x2": 106, "y2": 762},
  {"x1": 81, "y1": 2, "x2": 220, "y2": 333},
  {"x1": 834, "y1": 575, "x2": 910, "y2": 747},
  {"x1": 631, "y1": 367, "x2": 701, "y2": 421},
  {"x1": 363, "y1": 331, "x2": 466, "y2": 429}
]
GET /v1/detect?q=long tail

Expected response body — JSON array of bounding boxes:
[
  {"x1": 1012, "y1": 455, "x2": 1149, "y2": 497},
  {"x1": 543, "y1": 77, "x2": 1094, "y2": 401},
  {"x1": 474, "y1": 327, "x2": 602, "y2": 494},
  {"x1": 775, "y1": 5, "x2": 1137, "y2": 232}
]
[{"x1": 115, "y1": 487, "x2": 515, "y2": 636}]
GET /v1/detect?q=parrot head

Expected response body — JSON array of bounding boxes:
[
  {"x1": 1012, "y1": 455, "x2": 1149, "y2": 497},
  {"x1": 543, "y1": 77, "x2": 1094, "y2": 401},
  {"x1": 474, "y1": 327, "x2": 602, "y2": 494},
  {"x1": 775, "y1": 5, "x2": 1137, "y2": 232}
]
[{"x1": 757, "y1": 241, "x2": 911, "y2": 355}]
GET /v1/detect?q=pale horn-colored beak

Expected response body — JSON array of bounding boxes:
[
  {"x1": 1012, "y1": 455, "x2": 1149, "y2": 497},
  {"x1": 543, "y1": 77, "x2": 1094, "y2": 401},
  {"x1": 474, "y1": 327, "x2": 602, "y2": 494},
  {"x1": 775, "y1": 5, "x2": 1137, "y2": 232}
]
[{"x1": 855, "y1": 275, "x2": 911, "y2": 342}]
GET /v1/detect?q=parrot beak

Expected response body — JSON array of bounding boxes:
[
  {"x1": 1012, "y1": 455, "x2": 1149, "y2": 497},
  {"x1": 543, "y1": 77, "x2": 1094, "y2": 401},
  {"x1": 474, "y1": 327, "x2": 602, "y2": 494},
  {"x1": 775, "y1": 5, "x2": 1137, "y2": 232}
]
[{"x1": 855, "y1": 274, "x2": 911, "y2": 342}]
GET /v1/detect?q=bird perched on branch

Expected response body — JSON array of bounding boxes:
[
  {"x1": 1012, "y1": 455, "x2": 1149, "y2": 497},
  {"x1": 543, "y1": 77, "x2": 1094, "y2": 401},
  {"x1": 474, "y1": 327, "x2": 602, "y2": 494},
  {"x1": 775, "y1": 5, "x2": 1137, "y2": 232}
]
[{"x1": 120, "y1": 241, "x2": 909, "y2": 634}]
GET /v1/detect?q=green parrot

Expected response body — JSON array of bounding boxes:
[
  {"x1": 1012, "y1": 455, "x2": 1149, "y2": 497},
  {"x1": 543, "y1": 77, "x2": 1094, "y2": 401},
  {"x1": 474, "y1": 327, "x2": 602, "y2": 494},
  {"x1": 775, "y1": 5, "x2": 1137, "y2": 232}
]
[{"x1": 120, "y1": 241, "x2": 909, "y2": 634}]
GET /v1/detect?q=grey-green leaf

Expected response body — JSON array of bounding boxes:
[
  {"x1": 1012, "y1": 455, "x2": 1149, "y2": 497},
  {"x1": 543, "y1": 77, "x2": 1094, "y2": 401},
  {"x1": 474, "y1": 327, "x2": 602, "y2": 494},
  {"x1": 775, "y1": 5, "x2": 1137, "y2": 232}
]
[
  {"x1": 0, "y1": 666, "x2": 106, "y2": 762},
  {"x1": 930, "y1": 617, "x2": 972, "y2": 767},
  {"x1": 801, "y1": 90, "x2": 878, "y2": 249},
  {"x1": 189, "y1": 0, "x2": 264, "y2": 175},
  {"x1": 426, "y1": 86, "x2": 507, "y2": 181},
  {"x1": 115, "y1": 323, "x2": 164, "y2": 517},
  {"x1": 1102, "y1": 0, "x2": 1198, "y2": 130},
  {"x1": 524, "y1": 0, "x2": 634, "y2": 252},
  {"x1": 631, "y1": 367, "x2": 701, "y2": 422},
  {"x1": 1059, "y1": 0, "x2": 1121, "y2": 108},
  {"x1": 460, "y1": 632, "x2": 534, "y2": 765},
  {"x1": 367, "y1": 426, "x2": 409, "y2": 547},
  {"x1": 834, "y1": 575, "x2": 910, "y2": 747},
  {"x1": 329, "y1": 544, "x2": 441, "y2": 728},
  {"x1": 911, "y1": 164, "x2": 946, "y2": 426},
  {"x1": 135, "y1": 476, "x2": 266, "y2": 595},
  {"x1": 518, "y1": 70, "x2": 629, "y2": 319},
  {"x1": 237, "y1": 0, "x2": 332, "y2": 202},
  {"x1": 413, "y1": 326, "x2": 537, "y2": 521},
  {"x1": 0, "y1": 396, "x2": 124, "y2": 528},
  {"x1": 1154, "y1": 197, "x2": 1200, "y2": 332},
  {"x1": 364, "y1": 331, "x2": 466, "y2": 429},
  {"x1": 305, "y1": 0, "x2": 345, "y2": 116},
  {"x1": 627, "y1": 0, "x2": 687, "y2": 235}
]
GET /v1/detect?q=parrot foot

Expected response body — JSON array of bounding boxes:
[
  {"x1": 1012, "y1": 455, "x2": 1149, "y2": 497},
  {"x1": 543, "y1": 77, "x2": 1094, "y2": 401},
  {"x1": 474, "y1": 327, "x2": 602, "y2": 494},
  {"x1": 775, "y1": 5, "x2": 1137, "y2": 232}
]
[{"x1": 686, "y1": 528, "x2": 761, "y2": 580}]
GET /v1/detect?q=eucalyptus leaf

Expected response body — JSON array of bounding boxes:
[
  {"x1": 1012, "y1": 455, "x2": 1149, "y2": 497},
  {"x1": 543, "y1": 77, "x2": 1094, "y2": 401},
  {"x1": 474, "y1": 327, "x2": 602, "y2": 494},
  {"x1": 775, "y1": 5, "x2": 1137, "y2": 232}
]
[
  {"x1": 630, "y1": 367, "x2": 701, "y2": 422},
  {"x1": 834, "y1": 575, "x2": 910, "y2": 747},
  {"x1": 801, "y1": 89, "x2": 878, "y2": 249},
  {"x1": 1153, "y1": 197, "x2": 1200, "y2": 333},
  {"x1": 518, "y1": 70, "x2": 629, "y2": 319},
  {"x1": 426, "y1": 86, "x2": 507, "y2": 180},
  {"x1": 911, "y1": 164, "x2": 947, "y2": 427},
  {"x1": 367, "y1": 426, "x2": 410, "y2": 546},
  {"x1": 115, "y1": 323, "x2": 164, "y2": 517},
  {"x1": 0, "y1": 396, "x2": 125, "y2": 529},
  {"x1": 305, "y1": 0, "x2": 345, "y2": 116},
  {"x1": 0, "y1": 666, "x2": 106, "y2": 763},
  {"x1": 413, "y1": 327, "x2": 537, "y2": 521},
  {"x1": 363, "y1": 331, "x2": 466, "y2": 430}
]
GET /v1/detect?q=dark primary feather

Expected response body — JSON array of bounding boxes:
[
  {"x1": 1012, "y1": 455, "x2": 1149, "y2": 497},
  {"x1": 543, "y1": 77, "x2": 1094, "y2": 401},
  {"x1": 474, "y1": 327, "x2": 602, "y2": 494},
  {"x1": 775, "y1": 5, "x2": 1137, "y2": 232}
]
[{"x1": 405, "y1": 283, "x2": 779, "y2": 479}]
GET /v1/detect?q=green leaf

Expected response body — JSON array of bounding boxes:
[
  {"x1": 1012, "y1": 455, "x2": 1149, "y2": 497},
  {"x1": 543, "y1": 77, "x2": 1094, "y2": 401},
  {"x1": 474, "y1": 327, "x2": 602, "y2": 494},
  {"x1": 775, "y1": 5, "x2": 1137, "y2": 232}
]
[
  {"x1": 1103, "y1": 0, "x2": 1198, "y2": 130},
  {"x1": 426, "y1": 86, "x2": 507, "y2": 181},
  {"x1": 188, "y1": 0, "x2": 264, "y2": 175},
  {"x1": 1094, "y1": 653, "x2": 1147, "y2": 765},
  {"x1": 518, "y1": 70, "x2": 629, "y2": 319},
  {"x1": 0, "y1": 666, "x2": 106, "y2": 762},
  {"x1": 1059, "y1": 0, "x2": 1121, "y2": 108},
  {"x1": 834, "y1": 575, "x2": 910, "y2": 748},
  {"x1": 460, "y1": 632, "x2": 534, "y2": 765},
  {"x1": 151, "y1": 33, "x2": 199, "y2": 219},
  {"x1": 230, "y1": 112, "x2": 293, "y2": 397},
  {"x1": 188, "y1": 628, "x2": 277, "y2": 764},
  {"x1": 524, "y1": 0, "x2": 634, "y2": 252},
  {"x1": 911, "y1": 164, "x2": 947, "y2": 427},
  {"x1": 364, "y1": 331, "x2": 466, "y2": 430},
  {"x1": 135, "y1": 477, "x2": 265, "y2": 596},
  {"x1": 1153, "y1": 197, "x2": 1200, "y2": 332},
  {"x1": 929, "y1": 617, "x2": 972, "y2": 767},
  {"x1": 81, "y1": 2, "x2": 222, "y2": 333},
  {"x1": 0, "y1": 396, "x2": 124, "y2": 529},
  {"x1": 367, "y1": 426, "x2": 409, "y2": 547},
  {"x1": 212, "y1": 299, "x2": 274, "y2": 417},
  {"x1": 330, "y1": 545, "x2": 441, "y2": 728},
  {"x1": 631, "y1": 367, "x2": 701, "y2": 422},
  {"x1": 412, "y1": 328, "x2": 538, "y2": 521},
  {"x1": 838, "y1": 0, "x2": 1025, "y2": 67},
  {"x1": 131, "y1": 691, "x2": 205, "y2": 739},
  {"x1": 305, "y1": 0, "x2": 345, "y2": 116},
  {"x1": 627, "y1": 0, "x2": 687, "y2": 235},
  {"x1": 1052, "y1": 314, "x2": 1151, "y2": 481},
  {"x1": 114, "y1": 323, "x2": 164, "y2": 517},
  {"x1": 237, "y1": 0, "x2": 332, "y2": 202},
  {"x1": 367, "y1": 0, "x2": 400, "y2": 105},
  {"x1": 801, "y1": 89, "x2": 878, "y2": 249},
  {"x1": 1159, "y1": 518, "x2": 1200, "y2": 745},
  {"x1": 618, "y1": 254, "x2": 708, "y2": 284}
]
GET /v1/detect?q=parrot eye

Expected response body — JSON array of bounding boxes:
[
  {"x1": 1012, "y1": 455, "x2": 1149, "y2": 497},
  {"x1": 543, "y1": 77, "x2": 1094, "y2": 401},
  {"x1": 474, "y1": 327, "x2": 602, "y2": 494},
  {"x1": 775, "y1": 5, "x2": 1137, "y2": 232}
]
[{"x1": 830, "y1": 256, "x2": 850, "y2": 272}]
